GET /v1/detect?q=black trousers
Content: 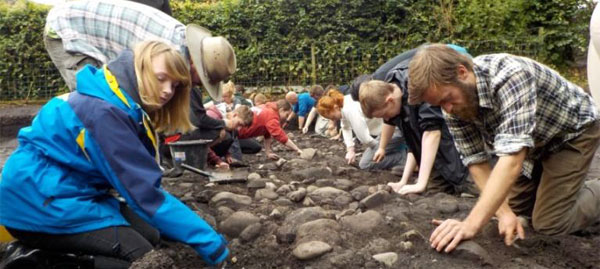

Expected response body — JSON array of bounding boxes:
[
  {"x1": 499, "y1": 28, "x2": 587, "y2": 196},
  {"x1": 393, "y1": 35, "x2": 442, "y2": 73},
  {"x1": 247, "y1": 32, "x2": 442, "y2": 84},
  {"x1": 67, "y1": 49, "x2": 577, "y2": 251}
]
[{"x1": 7, "y1": 204, "x2": 160, "y2": 269}]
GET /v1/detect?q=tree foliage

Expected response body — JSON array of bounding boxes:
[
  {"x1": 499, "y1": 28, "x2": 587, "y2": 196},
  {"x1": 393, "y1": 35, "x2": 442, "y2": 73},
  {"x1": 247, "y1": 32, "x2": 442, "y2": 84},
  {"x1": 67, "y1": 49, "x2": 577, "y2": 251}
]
[{"x1": 0, "y1": 0, "x2": 594, "y2": 100}]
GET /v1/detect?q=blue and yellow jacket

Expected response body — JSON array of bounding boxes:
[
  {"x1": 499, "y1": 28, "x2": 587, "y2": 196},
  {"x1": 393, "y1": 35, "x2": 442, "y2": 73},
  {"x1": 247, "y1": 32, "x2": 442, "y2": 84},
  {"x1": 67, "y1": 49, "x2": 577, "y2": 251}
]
[{"x1": 0, "y1": 61, "x2": 228, "y2": 264}]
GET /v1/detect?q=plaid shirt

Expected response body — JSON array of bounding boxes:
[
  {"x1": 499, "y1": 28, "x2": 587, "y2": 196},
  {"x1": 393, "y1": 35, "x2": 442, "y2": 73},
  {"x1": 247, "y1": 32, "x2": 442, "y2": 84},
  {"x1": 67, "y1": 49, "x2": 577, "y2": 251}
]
[
  {"x1": 46, "y1": 0, "x2": 187, "y2": 64},
  {"x1": 445, "y1": 54, "x2": 599, "y2": 178}
]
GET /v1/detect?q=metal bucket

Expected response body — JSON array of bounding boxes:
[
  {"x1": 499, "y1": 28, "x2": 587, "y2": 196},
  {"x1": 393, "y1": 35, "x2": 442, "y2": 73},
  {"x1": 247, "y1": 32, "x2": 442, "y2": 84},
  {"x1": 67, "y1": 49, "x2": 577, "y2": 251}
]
[{"x1": 167, "y1": 139, "x2": 212, "y2": 170}]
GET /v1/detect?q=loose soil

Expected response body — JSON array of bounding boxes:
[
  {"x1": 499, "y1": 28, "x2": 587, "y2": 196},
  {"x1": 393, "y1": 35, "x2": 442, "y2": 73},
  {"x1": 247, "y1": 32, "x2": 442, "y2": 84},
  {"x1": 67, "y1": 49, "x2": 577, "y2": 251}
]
[{"x1": 0, "y1": 105, "x2": 599, "y2": 268}]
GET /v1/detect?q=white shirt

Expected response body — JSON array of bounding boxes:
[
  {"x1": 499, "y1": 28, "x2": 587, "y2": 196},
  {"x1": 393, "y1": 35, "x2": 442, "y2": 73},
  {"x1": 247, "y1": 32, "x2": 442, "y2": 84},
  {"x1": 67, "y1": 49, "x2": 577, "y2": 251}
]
[{"x1": 340, "y1": 95, "x2": 382, "y2": 149}]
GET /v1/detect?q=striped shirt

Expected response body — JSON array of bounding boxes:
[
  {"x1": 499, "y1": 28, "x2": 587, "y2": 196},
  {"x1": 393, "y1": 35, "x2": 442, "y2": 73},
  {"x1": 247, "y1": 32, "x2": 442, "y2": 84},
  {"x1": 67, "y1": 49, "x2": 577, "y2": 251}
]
[
  {"x1": 444, "y1": 53, "x2": 599, "y2": 178},
  {"x1": 46, "y1": 0, "x2": 187, "y2": 64}
]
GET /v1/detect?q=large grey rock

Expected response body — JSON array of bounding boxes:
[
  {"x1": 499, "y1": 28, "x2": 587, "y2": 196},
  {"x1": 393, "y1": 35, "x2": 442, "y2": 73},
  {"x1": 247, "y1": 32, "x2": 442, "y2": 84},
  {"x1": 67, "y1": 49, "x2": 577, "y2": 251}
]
[
  {"x1": 315, "y1": 178, "x2": 336, "y2": 187},
  {"x1": 341, "y1": 210, "x2": 383, "y2": 233},
  {"x1": 247, "y1": 178, "x2": 267, "y2": 189},
  {"x1": 292, "y1": 241, "x2": 332, "y2": 260},
  {"x1": 334, "y1": 178, "x2": 354, "y2": 191},
  {"x1": 453, "y1": 240, "x2": 492, "y2": 265},
  {"x1": 295, "y1": 219, "x2": 341, "y2": 246},
  {"x1": 273, "y1": 197, "x2": 295, "y2": 206},
  {"x1": 301, "y1": 148, "x2": 317, "y2": 160},
  {"x1": 239, "y1": 222, "x2": 262, "y2": 242},
  {"x1": 275, "y1": 224, "x2": 296, "y2": 243},
  {"x1": 372, "y1": 252, "x2": 398, "y2": 267},
  {"x1": 287, "y1": 187, "x2": 307, "y2": 202},
  {"x1": 255, "y1": 188, "x2": 279, "y2": 200},
  {"x1": 247, "y1": 172, "x2": 261, "y2": 180},
  {"x1": 292, "y1": 167, "x2": 332, "y2": 179},
  {"x1": 308, "y1": 187, "x2": 352, "y2": 206},
  {"x1": 359, "y1": 190, "x2": 390, "y2": 209},
  {"x1": 351, "y1": 185, "x2": 370, "y2": 201},
  {"x1": 364, "y1": 237, "x2": 392, "y2": 254},
  {"x1": 334, "y1": 194, "x2": 354, "y2": 206},
  {"x1": 437, "y1": 197, "x2": 460, "y2": 214},
  {"x1": 284, "y1": 207, "x2": 328, "y2": 230},
  {"x1": 219, "y1": 211, "x2": 260, "y2": 237},
  {"x1": 210, "y1": 192, "x2": 252, "y2": 209}
]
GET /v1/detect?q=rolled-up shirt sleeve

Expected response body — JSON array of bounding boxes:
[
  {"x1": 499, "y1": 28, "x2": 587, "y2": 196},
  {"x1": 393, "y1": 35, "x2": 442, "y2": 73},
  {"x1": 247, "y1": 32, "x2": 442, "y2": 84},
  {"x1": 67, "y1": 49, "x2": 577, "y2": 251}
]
[
  {"x1": 443, "y1": 112, "x2": 488, "y2": 166},
  {"x1": 491, "y1": 69, "x2": 536, "y2": 155}
]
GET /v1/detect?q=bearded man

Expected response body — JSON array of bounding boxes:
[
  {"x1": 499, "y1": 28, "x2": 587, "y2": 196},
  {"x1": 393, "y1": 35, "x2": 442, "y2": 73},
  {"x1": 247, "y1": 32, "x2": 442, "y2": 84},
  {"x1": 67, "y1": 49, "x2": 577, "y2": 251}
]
[{"x1": 408, "y1": 44, "x2": 600, "y2": 253}]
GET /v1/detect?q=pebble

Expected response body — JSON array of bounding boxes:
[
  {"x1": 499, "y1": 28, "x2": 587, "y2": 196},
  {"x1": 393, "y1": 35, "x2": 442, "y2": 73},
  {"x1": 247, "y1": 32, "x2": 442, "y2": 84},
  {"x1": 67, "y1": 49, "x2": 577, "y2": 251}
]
[
  {"x1": 247, "y1": 172, "x2": 261, "y2": 180},
  {"x1": 453, "y1": 240, "x2": 493, "y2": 266},
  {"x1": 292, "y1": 241, "x2": 332, "y2": 260},
  {"x1": 398, "y1": 241, "x2": 413, "y2": 252},
  {"x1": 308, "y1": 187, "x2": 352, "y2": 206},
  {"x1": 287, "y1": 187, "x2": 307, "y2": 202},
  {"x1": 295, "y1": 219, "x2": 341, "y2": 246},
  {"x1": 359, "y1": 190, "x2": 390, "y2": 209},
  {"x1": 372, "y1": 252, "x2": 398, "y2": 267},
  {"x1": 300, "y1": 148, "x2": 317, "y2": 160},
  {"x1": 210, "y1": 192, "x2": 252, "y2": 209},
  {"x1": 219, "y1": 211, "x2": 260, "y2": 237},
  {"x1": 401, "y1": 230, "x2": 424, "y2": 242},
  {"x1": 255, "y1": 188, "x2": 279, "y2": 200},
  {"x1": 240, "y1": 223, "x2": 262, "y2": 242},
  {"x1": 341, "y1": 210, "x2": 383, "y2": 232}
]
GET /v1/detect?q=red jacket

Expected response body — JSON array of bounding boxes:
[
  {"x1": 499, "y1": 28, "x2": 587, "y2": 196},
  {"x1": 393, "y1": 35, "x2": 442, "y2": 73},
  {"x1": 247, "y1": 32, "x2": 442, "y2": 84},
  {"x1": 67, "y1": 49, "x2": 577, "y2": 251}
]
[{"x1": 238, "y1": 102, "x2": 288, "y2": 144}]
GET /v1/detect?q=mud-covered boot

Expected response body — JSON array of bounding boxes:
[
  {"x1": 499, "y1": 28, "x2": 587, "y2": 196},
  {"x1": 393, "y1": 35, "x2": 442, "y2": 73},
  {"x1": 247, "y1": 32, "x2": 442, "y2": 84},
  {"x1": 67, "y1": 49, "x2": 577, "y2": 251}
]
[{"x1": 0, "y1": 241, "x2": 94, "y2": 269}]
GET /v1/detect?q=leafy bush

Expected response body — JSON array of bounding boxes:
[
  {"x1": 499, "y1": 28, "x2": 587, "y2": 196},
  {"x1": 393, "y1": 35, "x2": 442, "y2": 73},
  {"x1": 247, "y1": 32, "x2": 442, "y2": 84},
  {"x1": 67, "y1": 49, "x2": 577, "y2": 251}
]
[{"x1": 0, "y1": 0, "x2": 594, "y2": 100}]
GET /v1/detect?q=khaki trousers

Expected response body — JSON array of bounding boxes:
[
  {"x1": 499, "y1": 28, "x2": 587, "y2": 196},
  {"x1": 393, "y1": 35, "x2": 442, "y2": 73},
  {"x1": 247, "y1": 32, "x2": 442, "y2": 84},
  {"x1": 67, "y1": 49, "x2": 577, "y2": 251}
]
[
  {"x1": 508, "y1": 121, "x2": 600, "y2": 235},
  {"x1": 44, "y1": 34, "x2": 102, "y2": 91}
]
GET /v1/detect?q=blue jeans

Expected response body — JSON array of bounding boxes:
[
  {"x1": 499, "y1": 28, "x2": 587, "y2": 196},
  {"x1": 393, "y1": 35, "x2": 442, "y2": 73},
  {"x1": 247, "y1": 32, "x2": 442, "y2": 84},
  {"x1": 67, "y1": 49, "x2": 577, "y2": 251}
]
[{"x1": 359, "y1": 129, "x2": 407, "y2": 170}]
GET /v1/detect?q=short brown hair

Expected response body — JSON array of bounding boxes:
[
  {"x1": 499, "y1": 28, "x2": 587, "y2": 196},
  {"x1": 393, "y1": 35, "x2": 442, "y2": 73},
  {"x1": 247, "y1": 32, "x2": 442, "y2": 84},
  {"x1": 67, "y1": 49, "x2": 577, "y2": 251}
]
[
  {"x1": 317, "y1": 89, "x2": 344, "y2": 117},
  {"x1": 310, "y1": 85, "x2": 325, "y2": 99},
  {"x1": 253, "y1": 93, "x2": 267, "y2": 105},
  {"x1": 276, "y1": 99, "x2": 291, "y2": 111},
  {"x1": 234, "y1": 105, "x2": 253, "y2": 126},
  {"x1": 359, "y1": 80, "x2": 395, "y2": 118},
  {"x1": 408, "y1": 44, "x2": 473, "y2": 105}
]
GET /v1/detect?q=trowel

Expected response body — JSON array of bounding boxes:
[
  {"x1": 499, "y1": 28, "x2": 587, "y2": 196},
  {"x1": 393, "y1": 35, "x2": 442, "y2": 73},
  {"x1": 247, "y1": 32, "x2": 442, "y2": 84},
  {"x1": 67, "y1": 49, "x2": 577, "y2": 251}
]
[{"x1": 181, "y1": 163, "x2": 248, "y2": 183}]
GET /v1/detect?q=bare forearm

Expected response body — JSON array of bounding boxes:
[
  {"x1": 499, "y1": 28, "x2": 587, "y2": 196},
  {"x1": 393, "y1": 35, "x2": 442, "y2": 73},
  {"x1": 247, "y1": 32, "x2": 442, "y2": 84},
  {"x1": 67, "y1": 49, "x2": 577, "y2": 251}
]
[
  {"x1": 285, "y1": 139, "x2": 301, "y2": 152},
  {"x1": 465, "y1": 149, "x2": 527, "y2": 230},
  {"x1": 378, "y1": 124, "x2": 395, "y2": 150},
  {"x1": 469, "y1": 162, "x2": 515, "y2": 217},
  {"x1": 414, "y1": 130, "x2": 441, "y2": 188},
  {"x1": 298, "y1": 116, "x2": 306, "y2": 130},
  {"x1": 263, "y1": 137, "x2": 273, "y2": 153},
  {"x1": 304, "y1": 108, "x2": 317, "y2": 129},
  {"x1": 400, "y1": 152, "x2": 417, "y2": 185}
]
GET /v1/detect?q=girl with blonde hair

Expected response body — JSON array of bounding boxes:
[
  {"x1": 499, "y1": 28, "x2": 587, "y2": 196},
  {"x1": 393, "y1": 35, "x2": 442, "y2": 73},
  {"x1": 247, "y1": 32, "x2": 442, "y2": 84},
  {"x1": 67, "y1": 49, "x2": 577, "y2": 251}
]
[
  {"x1": 0, "y1": 40, "x2": 228, "y2": 268},
  {"x1": 317, "y1": 89, "x2": 407, "y2": 170}
]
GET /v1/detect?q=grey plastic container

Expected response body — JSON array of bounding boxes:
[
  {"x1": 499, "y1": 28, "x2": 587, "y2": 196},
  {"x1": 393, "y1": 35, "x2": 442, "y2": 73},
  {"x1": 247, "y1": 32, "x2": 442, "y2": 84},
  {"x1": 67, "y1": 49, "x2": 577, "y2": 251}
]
[{"x1": 167, "y1": 139, "x2": 212, "y2": 170}]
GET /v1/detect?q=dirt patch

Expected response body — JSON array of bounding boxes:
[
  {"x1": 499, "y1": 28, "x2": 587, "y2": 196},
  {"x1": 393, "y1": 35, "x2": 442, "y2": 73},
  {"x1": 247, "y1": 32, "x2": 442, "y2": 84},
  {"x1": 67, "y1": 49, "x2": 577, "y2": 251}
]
[{"x1": 1, "y1": 124, "x2": 599, "y2": 268}]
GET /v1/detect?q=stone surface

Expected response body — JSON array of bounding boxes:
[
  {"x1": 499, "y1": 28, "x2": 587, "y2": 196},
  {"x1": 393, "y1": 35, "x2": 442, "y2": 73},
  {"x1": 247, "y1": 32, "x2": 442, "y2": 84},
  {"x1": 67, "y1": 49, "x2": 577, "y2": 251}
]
[
  {"x1": 292, "y1": 241, "x2": 332, "y2": 260},
  {"x1": 372, "y1": 252, "x2": 398, "y2": 267},
  {"x1": 315, "y1": 178, "x2": 335, "y2": 187},
  {"x1": 284, "y1": 207, "x2": 328, "y2": 229},
  {"x1": 240, "y1": 222, "x2": 262, "y2": 242},
  {"x1": 247, "y1": 172, "x2": 262, "y2": 180},
  {"x1": 351, "y1": 185, "x2": 370, "y2": 201},
  {"x1": 437, "y1": 198, "x2": 460, "y2": 214},
  {"x1": 247, "y1": 178, "x2": 267, "y2": 189},
  {"x1": 359, "y1": 190, "x2": 390, "y2": 209},
  {"x1": 308, "y1": 187, "x2": 352, "y2": 206},
  {"x1": 364, "y1": 237, "x2": 392, "y2": 254},
  {"x1": 255, "y1": 188, "x2": 279, "y2": 200},
  {"x1": 210, "y1": 192, "x2": 252, "y2": 209},
  {"x1": 301, "y1": 148, "x2": 317, "y2": 160},
  {"x1": 295, "y1": 219, "x2": 341, "y2": 246},
  {"x1": 334, "y1": 178, "x2": 354, "y2": 191},
  {"x1": 219, "y1": 211, "x2": 260, "y2": 237},
  {"x1": 401, "y1": 229, "x2": 424, "y2": 242},
  {"x1": 341, "y1": 210, "x2": 383, "y2": 233},
  {"x1": 453, "y1": 240, "x2": 493, "y2": 265},
  {"x1": 398, "y1": 241, "x2": 413, "y2": 252},
  {"x1": 275, "y1": 224, "x2": 296, "y2": 243},
  {"x1": 287, "y1": 187, "x2": 307, "y2": 202},
  {"x1": 292, "y1": 167, "x2": 332, "y2": 179},
  {"x1": 273, "y1": 197, "x2": 295, "y2": 206},
  {"x1": 276, "y1": 184, "x2": 293, "y2": 195}
]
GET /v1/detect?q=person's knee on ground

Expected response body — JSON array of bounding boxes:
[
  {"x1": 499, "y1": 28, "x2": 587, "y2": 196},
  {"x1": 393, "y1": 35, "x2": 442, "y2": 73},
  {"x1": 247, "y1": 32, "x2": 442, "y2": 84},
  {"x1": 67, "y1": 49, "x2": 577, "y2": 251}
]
[{"x1": 532, "y1": 179, "x2": 600, "y2": 235}]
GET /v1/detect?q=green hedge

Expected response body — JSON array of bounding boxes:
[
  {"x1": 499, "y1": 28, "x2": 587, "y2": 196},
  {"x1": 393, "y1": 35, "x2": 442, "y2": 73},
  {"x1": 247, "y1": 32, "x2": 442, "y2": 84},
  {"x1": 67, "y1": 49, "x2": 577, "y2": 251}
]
[{"x1": 0, "y1": 0, "x2": 594, "y2": 100}]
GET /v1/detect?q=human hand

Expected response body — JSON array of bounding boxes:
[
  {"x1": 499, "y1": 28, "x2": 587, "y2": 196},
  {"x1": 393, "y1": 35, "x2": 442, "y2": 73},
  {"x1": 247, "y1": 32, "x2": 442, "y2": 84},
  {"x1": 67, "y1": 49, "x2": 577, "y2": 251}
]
[
  {"x1": 373, "y1": 148, "x2": 385, "y2": 163},
  {"x1": 397, "y1": 184, "x2": 426, "y2": 195},
  {"x1": 297, "y1": 149, "x2": 303, "y2": 155},
  {"x1": 302, "y1": 126, "x2": 309, "y2": 134},
  {"x1": 387, "y1": 181, "x2": 406, "y2": 193},
  {"x1": 282, "y1": 121, "x2": 289, "y2": 128},
  {"x1": 497, "y1": 212, "x2": 525, "y2": 246},
  {"x1": 430, "y1": 219, "x2": 478, "y2": 252},
  {"x1": 219, "y1": 129, "x2": 227, "y2": 140},
  {"x1": 330, "y1": 134, "x2": 341, "y2": 140},
  {"x1": 345, "y1": 151, "x2": 356, "y2": 165},
  {"x1": 215, "y1": 161, "x2": 230, "y2": 170},
  {"x1": 266, "y1": 152, "x2": 280, "y2": 160}
]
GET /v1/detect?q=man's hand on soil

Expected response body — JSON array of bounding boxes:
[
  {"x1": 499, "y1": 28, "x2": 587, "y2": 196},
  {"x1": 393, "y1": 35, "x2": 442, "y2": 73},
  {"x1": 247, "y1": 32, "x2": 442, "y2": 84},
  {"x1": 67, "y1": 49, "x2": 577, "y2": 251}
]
[
  {"x1": 302, "y1": 126, "x2": 309, "y2": 134},
  {"x1": 497, "y1": 211, "x2": 525, "y2": 246},
  {"x1": 215, "y1": 161, "x2": 230, "y2": 170},
  {"x1": 345, "y1": 151, "x2": 356, "y2": 164},
  {"x1": 430, "y1": 219, "x2": 478, "y2": 253},
  {"x1": 387, "y1": 181, "x2": 406, "y2": 193}
]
